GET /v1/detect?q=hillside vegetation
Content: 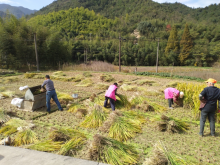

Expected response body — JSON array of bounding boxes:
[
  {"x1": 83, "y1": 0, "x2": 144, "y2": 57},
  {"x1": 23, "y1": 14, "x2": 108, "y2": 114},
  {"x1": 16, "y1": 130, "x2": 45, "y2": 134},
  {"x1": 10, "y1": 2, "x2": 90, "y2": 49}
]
[{"x1": 0, "y1": 1, "x2": 220, "y2": 69}]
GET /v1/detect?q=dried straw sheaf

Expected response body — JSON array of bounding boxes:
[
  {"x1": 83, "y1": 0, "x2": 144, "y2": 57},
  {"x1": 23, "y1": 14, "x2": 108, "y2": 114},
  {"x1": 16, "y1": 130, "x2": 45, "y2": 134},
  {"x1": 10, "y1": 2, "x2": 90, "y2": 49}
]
[
  {"x1": 143, "y1": 141, "x2": 196, "y2": 165},
  {"x1": 89, "y1": 93, "x2": 97, "y2": 102},
  {"x1": 143, "y1": 142, "x2": 168, "y2": 165},
  {"x1": 157, "y1": 115, "x2": 189, "y2": 133},
  {"x1": 99, "y1": 111, "x2": 122, "y2": 133},
  {"x1": 75, "y1": 109, "x2": 87, "y2": 118},
  {"x1": 136, "y1": 101, "x2": 154, "y2": 112},
  {"x1": 89, "y1": 134, "x2": 139, "y2": 165}
]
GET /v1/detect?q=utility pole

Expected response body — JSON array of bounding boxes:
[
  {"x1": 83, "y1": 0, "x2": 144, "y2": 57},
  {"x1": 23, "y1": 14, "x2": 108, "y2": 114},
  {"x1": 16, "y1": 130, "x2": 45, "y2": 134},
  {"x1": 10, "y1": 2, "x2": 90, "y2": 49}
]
[
  {"x1": 84, "y1": 49, "x2": 85, "y2": 64},
  {"x1": 156, "y1": 38, "x2": 160, "y2": 73},
  {"x1": 119, "y1": 34, "x2": 121, "y2": 72},
  {"x1": 86, "y1": 49, "x2": 87, "y2": 65},
  {"x1": 34, "y1": 33, "x2": 39, "y2": 72}
]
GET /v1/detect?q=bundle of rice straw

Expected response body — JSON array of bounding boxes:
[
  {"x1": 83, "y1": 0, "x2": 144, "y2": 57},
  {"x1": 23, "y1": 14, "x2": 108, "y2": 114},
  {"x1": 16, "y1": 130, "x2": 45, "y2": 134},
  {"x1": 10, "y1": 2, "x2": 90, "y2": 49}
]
[
  {"x1": 99, "y1": 111, "x2": 122, "y2": 133},
  {"x1": 100, "y1": 74, "x2": 115, "y2": 82},
  {"x1": 56, "y1": 92, "x2": 73, "y2": 104},
  {"x1": 52, "y1": 71, "x2": 66, "y2": 77},
  {"x1": 83, "y1": 72, "x2": 92, "y2": 77},
  {"x1": 0, "y1": 91, "x2": 15, "y2": 98},
  {"x1": 58, "y1": 132, "x2": 87, "y2": 156},
  {"x1": 136, "y1": 101, "x2": 155, "y2": 112},
  {"x1": 95, "y1": 83, "x2": 109, "y2": 90},
  {"x1": 0, "y1": 118, "x2": 29, "y2": 136},
  {"x1": 14, "y1": 129, "x2": 38, "y2": 146},
  {"x1": 28, "y1": 140, "x2": 62, "y2": 152},
  {"x1": 0, "y1": 109, "x2": 10, "y2": 126},
  {"x1": 72, "y1": 74, "x2": 84, "y2": 82},
  {"x1": 116, "y1": 94, "x2": 131, "y2": 109},
  {"x1": 143, "y1": 141, "x2": 196, "y2": 165},
  {"x1": 68, "y1": 103, "x2": 87, "y2": 118},
  {"x1": 0, "y1": 87, "x2": 6, "y2": 92},
  {"x1": 24, "y1": 73, "x2": 38, "y2": 79},
  {"x1": 143, "y1": 141, "x2": 168, "y2": 165},
  {"x1": 89, "y1": 134, "x2": 139, "y2": 165},
  {"x1": 109, "y1": 116, "x2": 142, "y2": 141},
  {"x1": 120, "y1": 84, "x2": 137, "y2": 91},
  {"x1": 49, "y1": 128, "x2": 85, "y2": 141},
  {"x1": 80, "y1": 104, "x2": 108, "y2": 128},
  {"x1": 89, "y1": 93, "x2": 97, "y2": 102},
  {"x1": 2, "y1": 76, "x2": 19, "y2": 83},
  {"x1": 100, "y1": 111, "x2": 145, "y2": 141},
  {"x1": 157, "y1": 115, "x2": 190, "y2": 133},
  {"x1": 136, "y1": 79, "x2": 155, "y2": 86},
  {"x1": 76, "y1": 78, "x2": 93, "y2": 87}
]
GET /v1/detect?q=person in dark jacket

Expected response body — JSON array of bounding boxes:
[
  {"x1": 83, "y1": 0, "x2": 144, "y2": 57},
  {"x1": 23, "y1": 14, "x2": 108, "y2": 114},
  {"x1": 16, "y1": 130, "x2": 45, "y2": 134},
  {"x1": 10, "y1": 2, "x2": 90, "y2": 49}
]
[
  {"x1": 199, "y1": 78, "x2": 220, "y2": 137},
  {"x1": 41, "y1": 75, "x2": 63, "y2": 113}
]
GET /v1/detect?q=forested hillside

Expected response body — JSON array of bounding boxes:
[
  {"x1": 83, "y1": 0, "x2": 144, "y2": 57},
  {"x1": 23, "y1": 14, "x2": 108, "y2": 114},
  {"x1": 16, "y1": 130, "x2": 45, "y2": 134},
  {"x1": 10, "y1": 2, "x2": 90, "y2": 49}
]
[{"x1": 1, "y1": 0, "x2": 220, "y2": 70}]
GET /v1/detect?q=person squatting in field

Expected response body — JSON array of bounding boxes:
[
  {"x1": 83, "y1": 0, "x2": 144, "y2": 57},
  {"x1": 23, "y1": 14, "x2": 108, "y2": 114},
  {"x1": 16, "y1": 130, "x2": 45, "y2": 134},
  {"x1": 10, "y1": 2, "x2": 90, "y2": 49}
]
[
  {"x1": 199, "y1": 78, "x2": 220, "y2": 137},
  {"x1": 104, "y1": 83, "x2": 118, "y2": 111},
  {"x1": 164, "y1": 87, "x2": 184, "y2": 109},
  {"x1": 41, "y1": 75, "x2": 63, "y2": 113}
]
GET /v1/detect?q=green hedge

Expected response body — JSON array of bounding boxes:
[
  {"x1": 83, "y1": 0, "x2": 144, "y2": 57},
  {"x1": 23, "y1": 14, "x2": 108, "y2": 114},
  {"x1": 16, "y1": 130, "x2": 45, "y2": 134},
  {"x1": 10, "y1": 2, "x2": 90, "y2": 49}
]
[{"x1": 135, "y1": 72, "x2": 204, "y2": 81}]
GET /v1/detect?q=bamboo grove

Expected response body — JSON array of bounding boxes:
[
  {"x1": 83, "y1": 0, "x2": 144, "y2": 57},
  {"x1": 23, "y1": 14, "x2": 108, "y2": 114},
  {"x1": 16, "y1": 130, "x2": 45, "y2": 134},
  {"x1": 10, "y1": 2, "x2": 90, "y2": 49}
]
[{"x1": 1, "y1": 4, "x2": 220, "y2": 69}]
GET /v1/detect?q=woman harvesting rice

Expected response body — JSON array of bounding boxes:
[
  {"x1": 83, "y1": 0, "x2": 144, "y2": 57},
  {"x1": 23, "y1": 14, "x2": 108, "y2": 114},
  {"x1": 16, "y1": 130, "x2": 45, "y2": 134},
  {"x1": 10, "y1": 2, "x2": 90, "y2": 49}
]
[
  {"x1": 164, "y1": 87, "x2": 184, "y2": 109},
  {"x1": 104, "y1": 83, "x2": 118, "y2": 111}
]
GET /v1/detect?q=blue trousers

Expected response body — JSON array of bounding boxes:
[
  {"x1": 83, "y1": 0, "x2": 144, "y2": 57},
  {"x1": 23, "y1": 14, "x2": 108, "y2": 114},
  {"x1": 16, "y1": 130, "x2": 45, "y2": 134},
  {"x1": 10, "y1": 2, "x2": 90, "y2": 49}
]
[
  {"x1": 46, "y1": 90, "x2": 62, "y2": 112},
  {"x1": 104, "y1": 96, "x2": 115, "y2": 111},
  {"x1": 199, "y1": 110, "x2": 215, "y2": 136}
]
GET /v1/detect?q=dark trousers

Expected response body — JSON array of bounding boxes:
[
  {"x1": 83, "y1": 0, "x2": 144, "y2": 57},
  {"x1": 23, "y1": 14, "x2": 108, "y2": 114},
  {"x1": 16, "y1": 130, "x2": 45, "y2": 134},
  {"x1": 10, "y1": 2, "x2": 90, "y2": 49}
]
[
  {"x1": 104, "y1": 96, "x2": 115, "y2": 111},
  {"x1": 46, "y1": 90, "x2": 62, "y2": 112},
  {"x1": 199, "y1": 110, "x2": 215, "y2": 136},
  {"x1": 168, "y1": 98, "x2": 173, "y2": 107}
]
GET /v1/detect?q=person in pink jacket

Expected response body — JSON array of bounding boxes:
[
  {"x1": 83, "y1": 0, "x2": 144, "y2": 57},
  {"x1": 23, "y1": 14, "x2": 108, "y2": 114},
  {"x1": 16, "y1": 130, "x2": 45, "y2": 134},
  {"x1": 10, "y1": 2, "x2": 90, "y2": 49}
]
[
  {"x1": 104, "y1": 83, "x2": 118, "y2": 111},
  {"x1": 164, "y1": 87, "x2": 184, "y2": 109}
]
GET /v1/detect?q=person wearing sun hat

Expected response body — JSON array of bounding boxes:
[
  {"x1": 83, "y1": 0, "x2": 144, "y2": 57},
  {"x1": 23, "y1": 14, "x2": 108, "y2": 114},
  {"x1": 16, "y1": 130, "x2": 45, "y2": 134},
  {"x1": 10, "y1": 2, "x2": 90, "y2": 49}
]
[{"x1": 199, "y1": 78, "x2": 220, "y2": 137}]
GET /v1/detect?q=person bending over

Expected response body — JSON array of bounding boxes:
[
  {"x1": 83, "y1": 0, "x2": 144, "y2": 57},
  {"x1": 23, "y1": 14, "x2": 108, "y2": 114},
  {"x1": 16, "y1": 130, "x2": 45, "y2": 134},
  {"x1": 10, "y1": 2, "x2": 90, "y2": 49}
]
[
  {"x1": 164, "y1": 87, "x2": 184, "y2": 109},
  {"x1": 104, "y1": 83, "x2": 118, "y2": 111}
]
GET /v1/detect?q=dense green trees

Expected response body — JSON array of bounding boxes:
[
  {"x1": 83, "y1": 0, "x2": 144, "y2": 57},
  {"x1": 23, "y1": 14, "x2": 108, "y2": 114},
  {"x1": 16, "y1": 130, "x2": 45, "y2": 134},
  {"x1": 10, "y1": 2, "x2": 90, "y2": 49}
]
[
  {"x1": 1, "y1": 1, "x2": 220, "y2": 69},
  {"x1": 179, "y1": 24, "x2": 193, "y2": 65}
]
